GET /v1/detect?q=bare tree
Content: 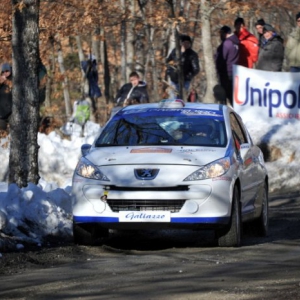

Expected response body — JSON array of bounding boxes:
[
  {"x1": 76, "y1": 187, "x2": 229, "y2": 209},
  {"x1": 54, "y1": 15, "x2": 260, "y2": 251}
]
[
  {"x1": 200, "y1": 0, "x2": 218, "y2": 103},
  {"x1": 120, "y1": 0, "x2": 127, "y2": 85},
  {"x1": 137, "y1": 0, "x2": 159, "y2": 101},
  {"x1": 9, "y1": 0, "x2": 41, "y2": 186},
  {"x1": 126, "y1": 0, "x2": 135, "y2": 78},
  {"x1": 57, "y1": 38, "x2": 72, "y2": 118}
]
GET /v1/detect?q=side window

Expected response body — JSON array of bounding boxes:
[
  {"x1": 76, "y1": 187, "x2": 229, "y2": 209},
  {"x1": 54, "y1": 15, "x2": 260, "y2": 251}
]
[{"x1": 229, "y1": 113, "x2": 248, "y2": 144}]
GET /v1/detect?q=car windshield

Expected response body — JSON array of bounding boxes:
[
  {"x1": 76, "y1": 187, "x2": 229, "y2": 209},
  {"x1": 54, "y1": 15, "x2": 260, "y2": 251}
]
[{"x1": 95, "y1": 107, "x2": 227, "y2": 147}]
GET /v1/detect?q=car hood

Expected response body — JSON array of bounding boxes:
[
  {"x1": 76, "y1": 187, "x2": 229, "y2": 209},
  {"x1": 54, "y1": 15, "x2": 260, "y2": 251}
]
[{"x1": 86, "y1": 146, "x2": 228, "y2": 166}]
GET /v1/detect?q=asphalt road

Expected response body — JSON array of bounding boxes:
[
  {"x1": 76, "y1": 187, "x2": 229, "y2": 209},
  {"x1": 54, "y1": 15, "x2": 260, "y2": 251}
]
[{"x1": 0, "y1": 192, "x2": 300, "y2": 300}]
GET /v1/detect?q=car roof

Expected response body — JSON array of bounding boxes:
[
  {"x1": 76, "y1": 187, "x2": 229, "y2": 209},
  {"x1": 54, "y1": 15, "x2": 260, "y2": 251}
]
[{"x1": 121, "y1": 101, "x2": 229, "y2": 113}]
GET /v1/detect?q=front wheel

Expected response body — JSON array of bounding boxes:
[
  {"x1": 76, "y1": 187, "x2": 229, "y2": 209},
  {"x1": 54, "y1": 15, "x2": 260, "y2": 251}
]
[{"x1": 217, "y1": 186, "x2": 242, "y2": 247}]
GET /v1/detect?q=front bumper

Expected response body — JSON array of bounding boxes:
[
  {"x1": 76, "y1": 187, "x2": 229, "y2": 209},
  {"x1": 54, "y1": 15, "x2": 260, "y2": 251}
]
[{"x1": 72, "y1": 176, "x2": 233, "y2": 229}]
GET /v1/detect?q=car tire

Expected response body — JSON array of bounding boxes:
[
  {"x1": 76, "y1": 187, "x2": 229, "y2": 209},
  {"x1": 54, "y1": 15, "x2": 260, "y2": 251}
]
[
  {"x1": 251, "y1": 183, "x2": 269, "y2": 237},
  {"x1": 73, "y1": 223, "x2": 108, "y2": 246},
  {"x1": 217, "y1": 186, "x2": 242, "y2": 247}
]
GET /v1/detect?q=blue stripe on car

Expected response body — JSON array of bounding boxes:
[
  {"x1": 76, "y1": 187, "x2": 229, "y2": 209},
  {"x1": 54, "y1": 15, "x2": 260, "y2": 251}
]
[{"x1": 73, "y1": 216, "x2": 229, "y2": 224}]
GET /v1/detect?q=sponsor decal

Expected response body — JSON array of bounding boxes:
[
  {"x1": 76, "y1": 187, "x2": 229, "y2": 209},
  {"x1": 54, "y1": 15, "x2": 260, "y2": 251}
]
[
  {"x1": 275, "y1": 112, "x2": 300, "y2": 120},
  {"x1": 123, "y1": 108, "x2": 223, "y2": 118},
  {"x1": 178, "y1": 148, "x2": 216, "y2": 153},
  {"x1": 181, "y1": 110, "x2": 223, "y2": 117},
  {"x1": 240, "y1": 144, "x2": 250, "y2": 149},
  {"x1": 233, "y1": 66, "x2": 300, "y2": 122},
  {"x1": 131, "y1": 147, "x2": 172, "y2": 153},
  {"x1": 73, "y1": 178, "x2": 85, "y2": 182},
  {"x1": 212, "y1": 176, "x2": 231, "y2": 182},
  {"x1": 234, "y1": 76, "x2": 300, "y2": 118},
  {"x1": 119, "y1": 211, "x2": 171, "y2": 222}
]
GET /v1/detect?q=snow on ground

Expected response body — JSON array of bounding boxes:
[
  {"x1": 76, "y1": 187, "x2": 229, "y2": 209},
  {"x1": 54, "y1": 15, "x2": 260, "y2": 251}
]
[
  {"x1": 0, "y1": 121, "x2": 100, "y2": 251},
  {"x1": 0, "y1": 117, "x2": 299, "y2": 252}
]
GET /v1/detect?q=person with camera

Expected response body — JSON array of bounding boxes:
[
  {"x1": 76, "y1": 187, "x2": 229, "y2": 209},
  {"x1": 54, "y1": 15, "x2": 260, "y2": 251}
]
[{"x1": 166, "y1": 35, "x2": 200, "y2": 99}]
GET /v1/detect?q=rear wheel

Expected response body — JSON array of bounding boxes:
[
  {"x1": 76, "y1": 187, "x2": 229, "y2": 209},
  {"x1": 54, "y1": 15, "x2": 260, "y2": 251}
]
[
  {"x1": 73, "y1": 223, "x2": 109, "y2": 246},
  {"x1": 251, "y1": 183, "x2": 269, "y2": 236},
  {"x1": 217, "y1": 186, "x2": 242, "y2": 247}
]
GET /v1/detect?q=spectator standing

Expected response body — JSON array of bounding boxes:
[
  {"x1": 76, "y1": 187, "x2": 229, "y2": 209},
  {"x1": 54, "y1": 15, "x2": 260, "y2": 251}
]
[
  {"x1": 166, "y1": 35, "x2": 200, "y2": 99},
  {"x1": 110, "y1": 72, "x2": 148, "y2": 118},
  {"x1": 215, "y1": 26, "x2": 240, "y2": 106},
  {"x1": 255, "y1": 19, "x2": 266, "y2": 48},
  {"x1": 114, "y1": 71, "x2": 149, "y2": 106},
  {"x1": 256, "y1": 24, "x2": 284, "y2": 72},
  {"x1": 285, "y1": 12, "x2": 300, "y2": 72},
  {"x1": 0, "y1": 63, "x2": 12, "y2": 131},
  {"x1": 234, "y1": 17, "x2": 259, "y2": 68},
  {"x1": 81, "y1": 55, "x2": 102, "y2": 113},
  {"x1": 68, "y1": 96, "x2": 91, "y2": 137}
]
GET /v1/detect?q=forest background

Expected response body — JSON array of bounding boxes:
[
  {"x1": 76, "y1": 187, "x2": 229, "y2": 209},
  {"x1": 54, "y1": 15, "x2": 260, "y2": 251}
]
[
  {"x1": 0, "y1": 0, "x2": 299, "y2": 125},
  {"x1": 0, "y1": 0, "x2": 299, "y2": 188}
]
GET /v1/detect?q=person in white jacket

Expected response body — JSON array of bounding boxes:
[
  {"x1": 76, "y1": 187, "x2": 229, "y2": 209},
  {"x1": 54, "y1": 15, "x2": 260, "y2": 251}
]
[{"x1": 285, "y1": 12, "x2": 300, "y2": 72}]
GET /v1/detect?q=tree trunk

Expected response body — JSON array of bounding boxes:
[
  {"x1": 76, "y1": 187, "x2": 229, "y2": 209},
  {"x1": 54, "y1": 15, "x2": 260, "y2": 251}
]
[
  {"x1": 149, "y1": 27, "x2": 159, "y2": 102},
  {"x1": 9, "y1": 0, "x2": 40, "y2": 187},
  {"x1": 92, "y1": 34, "x2": 100, "y2": 64},
  {"x1": 99, "y1": 27, "x2": 105, "y2": 67},
  {"x1": 76, "y1": 35, "x2": 88, "y2": 95},
  {"x1": 44, "y1": 64, "x2": 51, "y2": 107},
  {"x1": 200, "y1": 0, "x2": 218, "y2": 103},
  {"x1": 57, "y1": 39, "x2": 72, "y2": 117},
  {"x1": 76, "y1": 35, "x2": 85, "y2": 63},
  {"x1": 120, "y1": 0, "x2": 126, "y2": 85},
  {"x1": 126, "y1": 0, "x2": 135, "y2": 78},
  {"x1": 137, "y1": 0, "x2": 158, "y2": 101},
  {"x1": 175, "y1": 28, "x2": 185, "y2": 100},
  {"x1": 103, "y1": 40, "x2": 111, "y2": 104}
]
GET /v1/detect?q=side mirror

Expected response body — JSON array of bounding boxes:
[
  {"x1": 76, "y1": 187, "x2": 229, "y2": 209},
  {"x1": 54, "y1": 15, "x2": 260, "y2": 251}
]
[{"x1": 81, "y1": 144, "x2": 92, "y2": 157}]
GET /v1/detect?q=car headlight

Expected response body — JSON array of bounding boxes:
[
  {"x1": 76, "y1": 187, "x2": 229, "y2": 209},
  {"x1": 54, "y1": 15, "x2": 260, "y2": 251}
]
[
  {"x1": 184, "y1": 157, "x2": 231, "y2": 181},
  {"x1": 75, "y1": 158, "x2": 110, "y2": 181}
]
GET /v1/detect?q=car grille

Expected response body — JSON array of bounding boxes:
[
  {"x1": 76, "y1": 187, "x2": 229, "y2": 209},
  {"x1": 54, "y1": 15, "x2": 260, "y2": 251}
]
[
  {"x1": 107, "y1": 199, "x2": 186, "y2": 213},
  {"x1": 109, "y1": 185, "x2": 189, "y2": 192}
]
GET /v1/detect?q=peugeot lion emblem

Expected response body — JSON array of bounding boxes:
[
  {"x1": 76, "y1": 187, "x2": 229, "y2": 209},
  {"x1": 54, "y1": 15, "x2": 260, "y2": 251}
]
[{"x1": 134, "y1": 168, "x2": 159, "y2": 180}]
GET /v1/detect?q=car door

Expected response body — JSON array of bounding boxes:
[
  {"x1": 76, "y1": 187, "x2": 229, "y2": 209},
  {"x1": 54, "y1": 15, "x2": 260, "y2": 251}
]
[{"x1": 229, "y1": 113, "x2": 257, "y2": 214}]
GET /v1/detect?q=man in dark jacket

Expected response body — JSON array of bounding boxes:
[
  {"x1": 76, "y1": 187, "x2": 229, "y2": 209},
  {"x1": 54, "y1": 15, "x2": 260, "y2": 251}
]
[
  {"x1": 215, "y1": 26, "x2": 240, "y2": 106},
  {"x1": 115, "y1": 71, "x2": 149, "y2": 106},
  {"x1": 166, "y1": 35, "x2": 200, "y2": 99},
  {"x1": 81, "y1": 55, "x2": 102, "y2": 113},
  {"x1": 255, "y1": 19, "x2": 266, "y2": 48},
  {"x1": 0, "y1": 63, "x2": 12, "y2": 131},
  {"x1": 111, "y1": 71, "x2": 149, "y2": 117},
  {"x1": 256, "y1": 24, "x2": 284, "y2": 72}
]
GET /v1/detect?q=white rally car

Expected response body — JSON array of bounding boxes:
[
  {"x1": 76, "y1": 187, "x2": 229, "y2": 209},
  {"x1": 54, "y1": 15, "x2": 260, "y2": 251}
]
[{"x1": 72, "y1": 99, "x2": 268, "y2": 247}]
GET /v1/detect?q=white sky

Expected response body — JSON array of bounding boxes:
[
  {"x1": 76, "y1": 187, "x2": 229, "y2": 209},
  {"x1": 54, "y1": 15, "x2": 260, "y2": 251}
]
[{"x1": 0, "y1": 118, "x2": 299, "y2": 252}]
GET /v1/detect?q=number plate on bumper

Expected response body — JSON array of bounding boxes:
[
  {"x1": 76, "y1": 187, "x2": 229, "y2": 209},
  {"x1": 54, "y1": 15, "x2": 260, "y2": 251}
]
[{"x1": 119, "y1": 211, "x2": 171, "y2": 222}]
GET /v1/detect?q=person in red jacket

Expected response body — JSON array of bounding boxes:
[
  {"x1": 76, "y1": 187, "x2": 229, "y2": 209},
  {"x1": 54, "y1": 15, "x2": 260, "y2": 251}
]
[{"x1": 234, "y1": 17, "x2": 259, "y2": 68}]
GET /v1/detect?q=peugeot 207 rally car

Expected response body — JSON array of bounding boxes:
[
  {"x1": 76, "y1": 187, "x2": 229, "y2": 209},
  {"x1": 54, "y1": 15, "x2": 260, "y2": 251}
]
[{"x1": 71, "y1": 99, "x2": 268, "y2": 247}]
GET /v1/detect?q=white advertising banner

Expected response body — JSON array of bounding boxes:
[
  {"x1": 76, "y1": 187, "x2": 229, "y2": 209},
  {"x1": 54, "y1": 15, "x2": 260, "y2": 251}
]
[{"x1": 233, "y1": 65, "x2": 300, "y2": 124}]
